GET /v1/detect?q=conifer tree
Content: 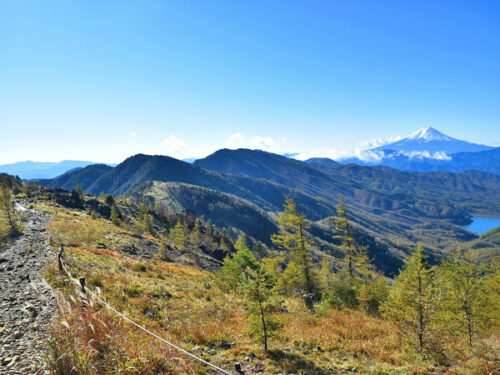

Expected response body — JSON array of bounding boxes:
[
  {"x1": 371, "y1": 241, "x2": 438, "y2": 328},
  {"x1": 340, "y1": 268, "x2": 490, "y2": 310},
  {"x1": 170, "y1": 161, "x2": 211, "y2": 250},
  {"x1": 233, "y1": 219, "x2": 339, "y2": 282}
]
[
  {"x1": 136, "y1": 201, "x2": 155, "y2": 235},
  {"x1": 105, "y1": 194, "x2": 115, "y2": 207},
  {"x1": 190, "y1": 219, "x2": 202, "y2": 248},
  {"x1": 234, "y1": 234, "x2": 249, "y2": 252},
  {"x1": 110, "y1": 204, "x2": 121, "y2": 226},
  {"x1": 71, "y1": 184, "x2": 84, "y2": 209},
  {"x1": 482, "y1": 256, "x2": 500, "y2": 333},
  {"x1": 241, "y1": 264, "x2": 281, "y2": 351},
  {"x1": 218, "y1": 235, "x2": 258, "y2": 289},
  {"x1": 382, "y1": 244, "x2": 439, "y2": 353},
  {"x1": 334, "y1": 195, "x2": 357, "y2": 280},
  {"x1": 272, "y1": 198, "x2": 317, "y2": 309},
  {"x1": 438, "y1": 249, "x2": 491, "y2": 348},
  {"x1": 355, "y1": 246, "x2": 375, "y2": 312},
  {"x1": 74, "y1": 184, "x2": 84, "y2": 199},
  {"x1": 219, "y1": 228, "x2": 232, "y2": 252},
  {"x1": 318, "y1": 257, "x2": 335, "y2": 290},
  {"x1": 355, "y1": 246, "x2": 372, "y2": 284},
  {"x1": 170, "y1": 220, "x2": 189, "y2": 252}
]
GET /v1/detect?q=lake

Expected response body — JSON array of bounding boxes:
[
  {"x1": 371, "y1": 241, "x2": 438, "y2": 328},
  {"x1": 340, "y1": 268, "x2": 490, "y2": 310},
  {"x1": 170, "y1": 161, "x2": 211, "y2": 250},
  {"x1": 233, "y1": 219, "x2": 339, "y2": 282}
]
[{"x1": 464, "y1": 216, "x2": 500, "y2": 235}]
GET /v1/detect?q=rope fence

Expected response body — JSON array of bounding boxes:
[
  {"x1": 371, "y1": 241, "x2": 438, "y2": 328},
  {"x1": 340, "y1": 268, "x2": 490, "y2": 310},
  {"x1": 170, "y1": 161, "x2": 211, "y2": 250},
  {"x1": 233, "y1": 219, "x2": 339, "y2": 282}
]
[{"x1": 55, "y1": 243, "x2": 237, "y2": 375}]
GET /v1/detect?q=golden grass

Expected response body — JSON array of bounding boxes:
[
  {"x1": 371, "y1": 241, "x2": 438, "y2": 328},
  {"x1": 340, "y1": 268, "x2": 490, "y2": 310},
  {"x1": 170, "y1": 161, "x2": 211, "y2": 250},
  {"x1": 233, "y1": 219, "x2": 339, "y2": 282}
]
[{"x1": 41, "y1": 202, "x2": 497, "y2": 374}]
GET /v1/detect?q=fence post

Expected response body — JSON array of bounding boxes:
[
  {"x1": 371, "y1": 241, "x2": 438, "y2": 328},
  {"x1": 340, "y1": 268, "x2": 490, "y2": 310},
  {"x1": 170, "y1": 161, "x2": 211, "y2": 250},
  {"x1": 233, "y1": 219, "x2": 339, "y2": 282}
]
[
  {"x1": 234, "y1": 362, "x2": 243, "y2": 374},
  {"x1": 58, "y1": 244, "x2": 64, "y2": 274},
  {"x1": 79, "y1": 277, "x2": 86, "y2": 293}
]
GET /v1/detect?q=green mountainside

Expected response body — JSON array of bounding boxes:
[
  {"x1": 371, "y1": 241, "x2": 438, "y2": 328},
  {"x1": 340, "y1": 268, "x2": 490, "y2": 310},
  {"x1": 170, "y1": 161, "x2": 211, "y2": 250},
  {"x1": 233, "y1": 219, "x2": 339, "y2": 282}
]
[
  {"x1": 130, "y1": 181, "x2": 277, "y2": 244},
  {"x1": 42, "y1": 151, "x2": 500, "y2": 274},
  {"x1": 44, "y1": 154, "x2": 336, "y2": 220}
]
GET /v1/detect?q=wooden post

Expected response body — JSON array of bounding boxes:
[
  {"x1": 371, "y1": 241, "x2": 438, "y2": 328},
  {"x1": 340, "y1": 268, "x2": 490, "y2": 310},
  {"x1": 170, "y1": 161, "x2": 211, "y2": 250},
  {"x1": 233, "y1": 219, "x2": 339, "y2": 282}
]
[
  {"x1": 234, "y1": 362, "x2": 243, "y2": 374},
  {"x1": 58, "y1": 244, "x2": 64, "y2": 273},
  {"x1": 79, "y1": 277, "x2": 86, "y2": 293},
  {"x1": 57, "y1": 244, "x2": 64, "y2": 273}
]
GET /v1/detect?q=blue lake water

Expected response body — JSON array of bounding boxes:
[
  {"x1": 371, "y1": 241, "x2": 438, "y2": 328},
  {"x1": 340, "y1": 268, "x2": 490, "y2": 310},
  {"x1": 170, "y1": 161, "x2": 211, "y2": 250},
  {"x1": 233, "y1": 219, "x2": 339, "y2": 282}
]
[{"x1": 464, "y1": 216, "x2": 500, "y2": 235}]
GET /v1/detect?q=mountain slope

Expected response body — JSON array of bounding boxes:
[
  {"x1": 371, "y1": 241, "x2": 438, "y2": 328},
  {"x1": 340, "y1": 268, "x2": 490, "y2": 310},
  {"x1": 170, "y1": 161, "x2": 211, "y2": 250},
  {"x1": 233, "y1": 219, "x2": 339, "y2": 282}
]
[
  {"x1": 44, "y1": 154, "x2": 338, "y2": 221},
  {"x1": 42, "y1": 164, "x2": 114, "y2": 190},
  {"x1": 371, "y1": 127, "x2": 492, "y2": 154},
  {"x1": 195, "y1": 149, "x2": 479, "y2": 225},
  {"x1": 307, "y1": 162, "x2": 500, "y2": 214},
  {"x1": 131, "y1": 181, "x2": 277, "y2": 243},
  {"x1": 194, "y1": 148, "x2": 500, "y2": 255}
]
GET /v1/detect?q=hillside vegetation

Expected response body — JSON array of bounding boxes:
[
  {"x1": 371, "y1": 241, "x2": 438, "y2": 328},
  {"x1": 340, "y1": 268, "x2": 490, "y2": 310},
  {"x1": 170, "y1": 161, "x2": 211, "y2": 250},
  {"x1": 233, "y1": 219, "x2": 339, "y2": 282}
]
[
  {"x1": 25, "y1": 187, "x2": 498, "y2": 375},
  {"x1": 130, "y1": 181, "x2": 277, "y2": 244}
]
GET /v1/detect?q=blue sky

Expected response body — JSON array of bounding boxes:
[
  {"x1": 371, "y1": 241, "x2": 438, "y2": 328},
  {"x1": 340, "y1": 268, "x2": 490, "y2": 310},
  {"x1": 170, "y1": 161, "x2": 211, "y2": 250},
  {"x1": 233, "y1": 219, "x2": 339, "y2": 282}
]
[{"x1": 1, "y1": 0, "x2": 499, "y2": 163}]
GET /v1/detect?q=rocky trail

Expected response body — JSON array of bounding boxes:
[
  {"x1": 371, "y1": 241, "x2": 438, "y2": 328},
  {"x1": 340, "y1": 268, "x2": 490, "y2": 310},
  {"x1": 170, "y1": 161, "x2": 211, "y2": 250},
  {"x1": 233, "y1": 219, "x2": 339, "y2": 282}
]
[{"x1": 0, "y1": 205, "x2": 57, "y2": 374}]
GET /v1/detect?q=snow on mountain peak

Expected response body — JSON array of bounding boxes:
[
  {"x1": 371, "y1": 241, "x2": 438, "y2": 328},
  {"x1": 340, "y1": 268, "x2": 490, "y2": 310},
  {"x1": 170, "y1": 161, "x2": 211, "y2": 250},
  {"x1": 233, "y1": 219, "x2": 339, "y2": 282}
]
[{"x1": 407, "y1": 127, "x2": 452, "y2": 142}]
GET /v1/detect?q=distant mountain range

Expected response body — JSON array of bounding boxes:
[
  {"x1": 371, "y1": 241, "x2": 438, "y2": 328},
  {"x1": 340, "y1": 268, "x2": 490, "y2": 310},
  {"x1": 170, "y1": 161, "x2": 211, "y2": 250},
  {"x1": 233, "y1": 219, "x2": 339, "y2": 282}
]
[
  {"x1": 323, "y1": 127, "x2": 499, "y2": 174},
  {"x1": 40, "y1": 150, "x2": 500, "y2": 275},
  {"x1": 4, "y1": 127, "x2": 497, "y2": 179},
  {"x1": 0, "y1": 160, "x2": 113, "y2": 180}
]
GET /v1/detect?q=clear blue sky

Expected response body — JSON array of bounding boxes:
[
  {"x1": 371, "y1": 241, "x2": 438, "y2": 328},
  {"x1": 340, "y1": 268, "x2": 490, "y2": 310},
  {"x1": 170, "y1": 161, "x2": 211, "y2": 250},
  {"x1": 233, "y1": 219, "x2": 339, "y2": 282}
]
[{"x1": 1, "y1": 0, "x2": 499, "y2": 163}]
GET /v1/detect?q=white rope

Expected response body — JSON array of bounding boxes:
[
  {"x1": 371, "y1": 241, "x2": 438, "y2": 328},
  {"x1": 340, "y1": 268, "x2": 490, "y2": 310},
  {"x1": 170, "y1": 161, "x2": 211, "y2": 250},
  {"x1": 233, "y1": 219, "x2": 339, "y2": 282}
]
[{"x1": 59, "y1": 259, "x2": 233, "y2": 375}]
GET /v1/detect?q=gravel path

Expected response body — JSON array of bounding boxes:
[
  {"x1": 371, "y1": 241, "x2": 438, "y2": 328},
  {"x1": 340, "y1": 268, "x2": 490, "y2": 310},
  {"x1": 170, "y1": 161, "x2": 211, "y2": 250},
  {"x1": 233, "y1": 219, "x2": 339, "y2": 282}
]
[{"x1": 0, "y1": 205, "x2": 57, "y2": 374}]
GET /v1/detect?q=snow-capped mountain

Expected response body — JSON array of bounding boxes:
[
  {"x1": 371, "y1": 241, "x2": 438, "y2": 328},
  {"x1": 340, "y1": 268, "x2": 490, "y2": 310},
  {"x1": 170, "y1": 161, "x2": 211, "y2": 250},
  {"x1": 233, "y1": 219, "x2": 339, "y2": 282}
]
[
  {"x1": 301, "y1": 127, "x2": 499, "y2": 174},
  {"x1": 371, "y1": 127, "x2": 492, "y2": 154}
]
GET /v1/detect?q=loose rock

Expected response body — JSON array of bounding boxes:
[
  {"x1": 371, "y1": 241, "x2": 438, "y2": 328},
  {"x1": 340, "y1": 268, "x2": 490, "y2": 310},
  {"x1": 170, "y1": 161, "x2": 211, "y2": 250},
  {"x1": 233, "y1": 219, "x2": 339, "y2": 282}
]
[{"x1": 0, "y1": 204, "x2": 57, "y2": 374}]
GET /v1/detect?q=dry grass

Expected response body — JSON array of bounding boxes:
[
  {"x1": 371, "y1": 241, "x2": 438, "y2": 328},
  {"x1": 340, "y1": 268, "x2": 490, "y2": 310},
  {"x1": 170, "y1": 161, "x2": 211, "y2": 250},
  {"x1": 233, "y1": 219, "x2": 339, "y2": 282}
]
[
  {"x1": 45, "y1": 290, "x2": 197, "y2": 374},
  {"x1": 41, "y1": 202, "x2": 496, "y2": 374}
]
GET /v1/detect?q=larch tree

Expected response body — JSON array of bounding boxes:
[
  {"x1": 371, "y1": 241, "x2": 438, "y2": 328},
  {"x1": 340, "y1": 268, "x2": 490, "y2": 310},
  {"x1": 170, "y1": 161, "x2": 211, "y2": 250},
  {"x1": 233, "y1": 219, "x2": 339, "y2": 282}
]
[
  {"x1": 190, "y1": 219, "x2": 202, "y2": 248},
  {"x1": 438, "y1": 249, "x2": 491, "y2": 348},
  {"x1": 110, "y1": 204, "x2": 121, "y2": 226},
  {"x1": 334, "y1": 195, "x2": 357, "y2": 280},
  {"x1": 170, "y1": 220, "x2": 189, "y2": 252},
  {"x1": 382, "y1": 244, "x2": 439, "y2": 353},
  {"x1": 271, "y1": 198, "x2": 317, "y2": 309},
  {"x1": 218, "y1": 234, "x2": 258, "y2": 290},
  {"x1": 73, "y1": 183, "x2": 84, "y2": 199},
  {"x1": 318, "y1": 257, "x2": 335, "y2": 291},
  {"x1": 241, "y1": 264, "x2": 281, "y2": 352},
  {"x1": 355, "y1": 246, "x2": 377, "y2": 313}
]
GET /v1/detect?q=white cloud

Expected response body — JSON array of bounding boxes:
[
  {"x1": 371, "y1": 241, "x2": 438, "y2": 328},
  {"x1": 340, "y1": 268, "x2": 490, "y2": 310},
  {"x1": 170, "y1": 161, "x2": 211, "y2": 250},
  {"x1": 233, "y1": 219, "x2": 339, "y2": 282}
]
[
  {"x1": 226, "y1": 132, "x2": 246, "y2": 149},
  {"x1": 294, "y1": 147, "x2": 384, "y2": 163},
  {"x1": 129, "y1": 131, "x2": 137, "y2": 138},
  {"x1": 293, "y1": 135, "x2": 402, "y2": 162},
  {"x1": 402, "y1": 150, "x2": 452, "y2": 161},
  {"x1": 281, "y1": 136, "x2": 288, "y2": 143},
  {"x1": 250, "y1": 136, "x2": 275, "y2": 149},
  {"x1": 162, "y1": 134, "x2": 186, "y2": 151},
  {"x1": 225, "y1": 133, "x2": 276, "y2": 150},
  {"x1": 294, "y1": 133, "x2": 406, "y2": 162},
  {"x1": 294, "y1": 135, "x2": 453, "y2": 163},
  {"x1": 358, "y1": 135, "x2": 403, "y2": 150}
]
